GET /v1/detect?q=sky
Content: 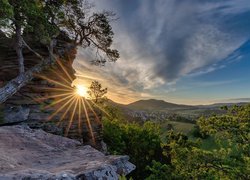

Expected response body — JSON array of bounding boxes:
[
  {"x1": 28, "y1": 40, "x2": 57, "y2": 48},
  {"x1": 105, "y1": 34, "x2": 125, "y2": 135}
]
[{"x1": 73, "y1": 0, "x2": 250, "y2": 105}]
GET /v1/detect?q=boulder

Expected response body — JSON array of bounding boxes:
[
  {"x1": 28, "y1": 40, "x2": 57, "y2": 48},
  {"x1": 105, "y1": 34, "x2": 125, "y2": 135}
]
[
  {"x1": 0, "y1": 125, "x2": 135, "y2": 179},
  {"x1": 3, "y1": 105, "x2": 30, "y2": 123}
]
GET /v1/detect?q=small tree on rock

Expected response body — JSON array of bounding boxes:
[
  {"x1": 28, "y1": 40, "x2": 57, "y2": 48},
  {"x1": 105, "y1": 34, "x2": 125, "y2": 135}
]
[{"x1": 88, "y1": 81, "x2": 107, "y2": 103}]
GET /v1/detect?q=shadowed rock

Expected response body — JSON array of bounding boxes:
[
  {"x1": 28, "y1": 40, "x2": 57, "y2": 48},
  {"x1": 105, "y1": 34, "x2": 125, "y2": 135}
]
[{"x1": 0, "y1": 125, "x2": 135, "y2": 179}]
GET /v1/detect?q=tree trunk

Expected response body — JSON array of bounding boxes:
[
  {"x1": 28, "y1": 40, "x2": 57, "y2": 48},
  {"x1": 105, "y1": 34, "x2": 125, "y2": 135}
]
[
  {"x1": 15, "y1": 23, "x2": 25, "y2": 74},
  {"x1": 0, "y1": 35, "x2": 76, "y2": 104},
  {"x1": 0, "y1": 58, "x2": 52, "y2": 104}
]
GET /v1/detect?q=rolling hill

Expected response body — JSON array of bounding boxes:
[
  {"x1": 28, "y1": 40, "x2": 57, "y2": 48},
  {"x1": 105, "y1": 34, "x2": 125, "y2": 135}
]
[{"x1": 125, "y1": 99, "x2": 193, "y2": 111}]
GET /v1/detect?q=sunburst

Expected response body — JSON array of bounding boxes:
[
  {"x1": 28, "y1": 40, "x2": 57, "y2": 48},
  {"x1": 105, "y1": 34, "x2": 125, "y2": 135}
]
[
  {"x1": 75, "y1": 85, "x2": 88, "y2": 97},
  {"x1": 32, "y1": 60, "x2": 109, "y2": 146}
]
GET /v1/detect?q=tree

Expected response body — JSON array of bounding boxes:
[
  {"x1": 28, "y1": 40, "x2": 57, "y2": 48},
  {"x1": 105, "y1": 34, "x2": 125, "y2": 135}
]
[
  {"x1": 147, "y1": 105, "x2": 250, "y2": 179},
  {"x1": 0, "y1": 0, "x2": 119, "y2": 103},
  {"x1": 103, "y1": 104, "x2": 250, "y2": 179},
  {"x1": 87, "y1": 81, "x2": 107, "y2": 103},
  {"x1": 197, "y1": 104, "x2": 250, "y2": 179},
  {"x1": 103, "y1": 115, "x2": 167, "y2": 179},
  {"x1": 0, "y1": 0, "x2": 46, "y2": 74},
  {"x1": 198, "y1": 105, "x2": 250, "y2": 151}
]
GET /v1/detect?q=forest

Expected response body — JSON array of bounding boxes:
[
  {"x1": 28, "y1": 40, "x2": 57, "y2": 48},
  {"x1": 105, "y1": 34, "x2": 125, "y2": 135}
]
[{"x1": 103, "y1": 104, "x2": 250, "y2": 179}]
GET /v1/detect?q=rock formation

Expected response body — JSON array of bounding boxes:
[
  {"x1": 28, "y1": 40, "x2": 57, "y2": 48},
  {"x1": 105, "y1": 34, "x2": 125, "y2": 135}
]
[
  {"x1": 0, "y1": 31, "x2": 104, "y2": 150},
  {"x1": 0, "y1": 30, "x2": 136, "y2": 179},
  {"x1": 0, "y1": 125, "x2": 135, "y2": 179}
]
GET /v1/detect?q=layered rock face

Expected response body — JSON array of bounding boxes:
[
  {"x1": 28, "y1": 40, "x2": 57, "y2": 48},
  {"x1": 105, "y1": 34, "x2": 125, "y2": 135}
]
[
  {"x1": 0, "y1": 32, "x2": 103, "y2": 150},
  {"x1": 0, "y1": 32, "x2": 136, "y2": 179},
  {"x1": 0, "y1": 125, "x2": 135, "y2": 179}
]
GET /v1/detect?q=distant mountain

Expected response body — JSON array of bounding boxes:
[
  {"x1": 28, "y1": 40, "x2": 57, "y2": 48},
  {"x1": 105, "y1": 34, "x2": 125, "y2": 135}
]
[
  {"x1": 216, "y1": 98, "x2": 250, "y2": 104},
  {"x1": 125, "y1": 99, "x2": 193, "y2": 111},
  {"x1": 199, "y1": 102, "x2": 250, "y2": 109},
  {"x1": 108, "y1": 98, "x2": 250, "y2": 111},
  {"x1": 106, "y1": 99, "x2": 125, "y2": 107},
  {"x1": 107, "y1": 98, "x2": 250, "y2": 122}
]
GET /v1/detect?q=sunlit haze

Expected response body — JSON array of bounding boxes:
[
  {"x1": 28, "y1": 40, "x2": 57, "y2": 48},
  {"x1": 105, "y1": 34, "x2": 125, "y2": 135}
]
[{"x1": 75, "y1": 85, "x2": 88, "y2": 97}]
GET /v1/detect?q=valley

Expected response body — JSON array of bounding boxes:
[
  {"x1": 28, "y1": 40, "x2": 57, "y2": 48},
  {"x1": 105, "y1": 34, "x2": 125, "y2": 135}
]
[{"x1": 108, "y1": 99, "x2": 249, "y2": 134}]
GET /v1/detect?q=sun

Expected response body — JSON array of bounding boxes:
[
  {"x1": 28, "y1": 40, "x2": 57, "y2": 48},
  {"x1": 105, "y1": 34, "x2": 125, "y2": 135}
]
[{"x1": 75, "y1": 85, "x2": 88, "y2": 97}]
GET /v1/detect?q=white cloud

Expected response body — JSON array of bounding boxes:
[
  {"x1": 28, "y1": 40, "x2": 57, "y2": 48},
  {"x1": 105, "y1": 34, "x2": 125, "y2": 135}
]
[{"x1": 73, "y1": 0, "x2": 250, "y2": 102}]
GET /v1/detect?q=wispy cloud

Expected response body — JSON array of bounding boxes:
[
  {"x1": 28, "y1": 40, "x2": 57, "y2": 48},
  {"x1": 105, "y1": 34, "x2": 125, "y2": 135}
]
[{"x1": 73, "y1": 0, "x2": 250, "y2": 103}]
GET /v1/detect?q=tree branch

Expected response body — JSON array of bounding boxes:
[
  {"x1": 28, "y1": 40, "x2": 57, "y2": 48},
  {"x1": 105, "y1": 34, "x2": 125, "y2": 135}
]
[
  {"x1": 0, "y1": 57, "x2": 54, "y2": 103},
  {"x1": 22, "y1": 38, "x2": 44, "y2": 60}
]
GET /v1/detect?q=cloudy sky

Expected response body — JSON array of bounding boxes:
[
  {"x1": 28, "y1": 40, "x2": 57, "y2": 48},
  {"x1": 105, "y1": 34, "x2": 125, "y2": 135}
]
[{"x1": 73, "y1": 0, "x2": 250, "y2": 105}]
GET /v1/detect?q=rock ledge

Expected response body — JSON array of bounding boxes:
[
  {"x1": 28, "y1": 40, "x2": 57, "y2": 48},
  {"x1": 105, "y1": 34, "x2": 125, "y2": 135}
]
[{"x1": 0, "y1": 125, "x2": 135, "y2": 179}]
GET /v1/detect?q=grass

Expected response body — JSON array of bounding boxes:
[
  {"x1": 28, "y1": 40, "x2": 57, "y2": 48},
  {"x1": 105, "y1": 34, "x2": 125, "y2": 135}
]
[
  {"x1": 160, "y1": 120, "x2": 195, "y2": 142},
  {"x1": 189, "y1": 134, "x2": 233, "y2": 151},
  {"x1": 199, "y1": 136, "x2": 220, "y2": 150},
  {"x1": 160, "y1": 120, "x2": 224, "y2": 151},
  {"x1": 161, "y1": 120, "x2": 195, "y2": 134}
]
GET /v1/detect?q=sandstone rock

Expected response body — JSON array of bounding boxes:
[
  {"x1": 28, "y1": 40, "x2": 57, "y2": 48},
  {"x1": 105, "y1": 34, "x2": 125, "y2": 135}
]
[
  {"x1": 0, "y1": 31, "x2": 107, "y2": 152},
  {"x1": 3, "y1": 105, "x2": 30, "y2": 124},
  {"x1": 0, "y1": 125, "x2": 135, "y2": 179}
]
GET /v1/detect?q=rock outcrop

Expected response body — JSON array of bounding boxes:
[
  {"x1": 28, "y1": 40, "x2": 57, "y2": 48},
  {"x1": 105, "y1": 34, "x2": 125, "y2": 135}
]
[
  {"x1": 0, "y1": 125, "x2": 135, "y2": 179},
  {"x1": 0, "y1": 31, "x2": 104, "y2": 150}
]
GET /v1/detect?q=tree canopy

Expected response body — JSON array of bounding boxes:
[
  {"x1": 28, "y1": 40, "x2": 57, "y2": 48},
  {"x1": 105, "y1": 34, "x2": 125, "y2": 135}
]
[
  {"x1": 103, "y1": 104, "x2": 250, "y2": 179},
  {"x1": 87, "y1": 80, "x2": 107, "y2": 103},
  {"x1": 0, "y1": 0, "x2": 119, "y2": 103}
]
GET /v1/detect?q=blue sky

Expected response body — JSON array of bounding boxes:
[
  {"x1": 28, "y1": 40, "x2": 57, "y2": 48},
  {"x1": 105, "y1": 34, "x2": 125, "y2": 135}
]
[{"x1": 73, "y1": 0, "x2": 250, "y2": 104}]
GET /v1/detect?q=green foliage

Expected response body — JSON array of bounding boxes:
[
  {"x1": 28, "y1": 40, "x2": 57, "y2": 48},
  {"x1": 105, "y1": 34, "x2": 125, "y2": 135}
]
[
  {"x1": 0, "y1": 0, "x2": 13, "y2": 26},
  {"x1": 146, "y1": 160, "x2": 174, "y2": 180},
  {"x1": 0, "y1": 1, "x2": 49, "y2": 36},
  {"x1": 104, "y1": 104, "x2": 250, "y2": 179},
  {"x1": 148, "y1": 104, "x2": 250, "y2": 179},
  {"x1": 189, "y1": 125, "x2": 208, "y2": 139},
  {"x1": 0, "y1": 0, "x2": 119, "y2": 63},
  {"x1": 56, "y1": 0, "x2": 120, "y2": 63},
  {"x1": 197, "y1": 104, "x2": 250, "y2": 178},
  {"x1": 103, "y1": 109, "x2": 167, "y2": 179},
  {"x1": 103, "y1": 118, "x2": 126, "y2": 154},
  {"x1": 198, "y1": 104, "x2": 250, "y2": 155},
  {"x1": 199, "y1": 136, "x2": 219, "y2": 150},
  {"x1": 163, "y1": 132, "x2": 224, "y2": 178},
  {"x1": 161, "y1": 120, "x2": 195, "y2": 135}
]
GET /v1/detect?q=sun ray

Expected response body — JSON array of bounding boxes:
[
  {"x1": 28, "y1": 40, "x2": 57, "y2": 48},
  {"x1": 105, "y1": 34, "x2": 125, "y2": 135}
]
[
  {"x1": 34, "y1": 94, "x2": 73, "y2": 106},
  {"x1": 42, "y1": 94, "x2": 75, "y2": 110},
  {"x1": 35, "y1": 74, "x2": 73, "y2": 90},
  {"x1": 56, "y1": 58, "x2": 74, "y2": 82},
  {"x1": 57, "y1": 97, "x2": 77, "y2": 126},
  {"x1": 85, "y1": 100, "x2": 101, "y2": 124},
  {"x1": 50, "y1": 68, "x2": 72, "y2": 86},
  {"x1": 35, "y1": 63, "x2": 105, "y2": 145},
  {"x1": 34, "y1": 92, "x2": 74, "y2": 102},
  {"x1": 78, "y1": 97, "x2": 83, "y2": 136},
  {"x1": 81, "y1": 98, "x2": 95, "y2": 144},
  {"x1": 47, "y1": 96, "x2": 76, "y2": 121},
  {"x1": 34, "y1": 87, "x2": 72, "y2": 92},
  {"x1": 65, "y1": 97, "x2": 79, "y2": 136},
  {"x1": 90, "y1": 100, "x2": 111, "y2": 118}
]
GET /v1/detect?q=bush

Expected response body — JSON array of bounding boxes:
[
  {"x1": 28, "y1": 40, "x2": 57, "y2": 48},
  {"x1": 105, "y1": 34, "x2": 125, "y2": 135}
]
[
  {"x1": 190, "y1": 125, "x2": 209, "y2": 139},
  {"x1": 103, "y1": 104, "x2": 250, "y2": 179},
  {"x1": 103, "y1": 117, "x2": 168, "y2": 179}
]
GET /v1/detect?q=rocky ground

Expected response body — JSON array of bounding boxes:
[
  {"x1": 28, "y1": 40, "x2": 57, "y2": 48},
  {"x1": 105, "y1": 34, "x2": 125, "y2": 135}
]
[{"x1": 0, "y1": 125, "x2": 135, "y2": 180}]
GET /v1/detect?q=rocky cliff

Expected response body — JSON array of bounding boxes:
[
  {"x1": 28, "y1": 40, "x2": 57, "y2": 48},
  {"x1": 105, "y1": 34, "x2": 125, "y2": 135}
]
[
  {"x1": 0, "y1": 125, "x2": 135, "y2": 179},
  {"x1": 0, "y1": 26, "x2": 135, "y2": 180},
  {"x1": 0, "y1": 31, "x2": 103, "y2": 150}
]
